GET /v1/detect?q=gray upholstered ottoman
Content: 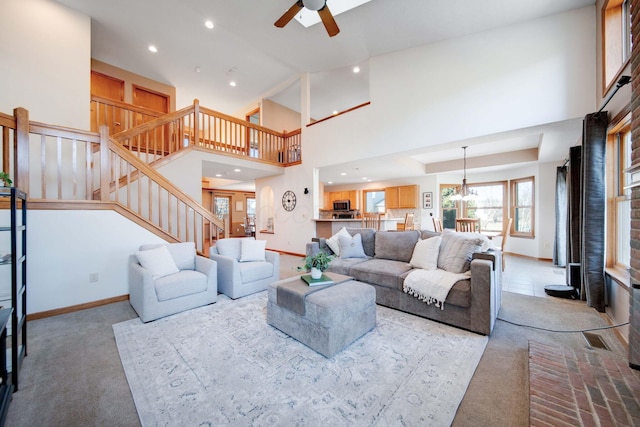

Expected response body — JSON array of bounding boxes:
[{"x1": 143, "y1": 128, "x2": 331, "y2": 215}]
[{"x1": 267, "y1": 274, "x2": 376, "y2": 358}]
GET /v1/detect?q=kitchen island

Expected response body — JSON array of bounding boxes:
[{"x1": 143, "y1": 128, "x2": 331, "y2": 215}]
[{"x1": 313, "y1": 218, "x2": 401, "y2": 238}]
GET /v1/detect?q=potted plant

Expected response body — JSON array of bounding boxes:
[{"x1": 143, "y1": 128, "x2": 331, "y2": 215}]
[
  {"x1": 0, "y1": 172, "x2": 12, "y2": 187},
  {"x1": 301, "y1": 252, "x2": 333, "y2": 279}
]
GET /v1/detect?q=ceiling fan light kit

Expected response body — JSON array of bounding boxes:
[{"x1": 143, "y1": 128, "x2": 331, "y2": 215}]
[{"x1": 275, "y1": 0, "x2": 340, "y2": 37}]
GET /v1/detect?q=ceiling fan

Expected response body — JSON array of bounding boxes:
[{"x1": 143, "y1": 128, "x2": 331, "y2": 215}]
[{"x1": 275, "y1": 0, "x2": 340, "y2": 37}]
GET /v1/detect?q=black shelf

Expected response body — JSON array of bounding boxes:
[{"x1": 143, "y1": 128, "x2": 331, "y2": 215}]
[
  {"x1": 0, "y1": 188, "x2": 27, "y2": 398},
  {"x1": 0, "y1": 308, "x2": 11, "y2": 426}
]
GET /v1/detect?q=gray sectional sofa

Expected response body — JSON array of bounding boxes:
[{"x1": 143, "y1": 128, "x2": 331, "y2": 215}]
[{"x1": 306, "y1": 228, "x2": 502, "y2": 335}]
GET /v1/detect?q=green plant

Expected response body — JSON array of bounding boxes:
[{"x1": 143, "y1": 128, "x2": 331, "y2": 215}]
[
  {"x1": 301, "y1": 252, "x2": 333, "y2": 272},
  {"x1": 0, "y1": 172, "x2": 12, "y2": 187}
]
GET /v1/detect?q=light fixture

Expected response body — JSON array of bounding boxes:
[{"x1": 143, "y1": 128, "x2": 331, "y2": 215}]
[
  {"x1": 234, "y1": 168, "x2": 241, "y2": 172},
  {"x1": 148, "y1": 45, "x2": 158, "y2": 53},
  {"x1": 302, "y1": 0, "x2": 325, "y2": 11},
  {"x1": 204, "y1": 20, "x2": 214, "y2": 29},
  {"x1": 353, "y1": 66, "x2": 360, "y2": 73},
  {"x1": 450, "y1": 146, "x2": 477, "y2": 201},
  {"x1": 229, "y1": 81, "x2": 237, "y2": 87}
]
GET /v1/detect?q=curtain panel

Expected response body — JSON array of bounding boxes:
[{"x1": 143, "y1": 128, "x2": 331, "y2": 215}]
[{"x1": 580, "y1": 112, "x2": 608, "y2": 313}]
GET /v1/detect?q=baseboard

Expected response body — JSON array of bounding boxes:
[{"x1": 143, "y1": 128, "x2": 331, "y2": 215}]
[{"x1": 27, "y1": 294, "x2": 130, "y2": 321}]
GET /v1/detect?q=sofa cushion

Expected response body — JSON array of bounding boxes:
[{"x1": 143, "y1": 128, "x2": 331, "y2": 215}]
[
  {"x1": 154, "y1": 270, "x2": 207, "y2": 301},
  {"x1": 327, "y1": 257, "x2": 369, "y2": 275},
  {"x1": 350, "y1": 259, "x2": 414, "y2": 290},
  {"x1": 374, "y1": 230, "x2": 420, "y2": 262},
  {"x1": 338, "y1": 233, "x2": 367, "y2": 259},
  {"x1": 167, "y1": 242, "x2": 196, "y2": 270},
  {"x1": 215, "y1": 238, "x2": 253, "y2": 261},
  {"x1": 409, "y1": 236, "x2": 441, "y2": 270},
  {"x1": 240, "y1": 239, "x2": 266, "y2": 262},
  {"x1": 437, "y1": 229, "x2": 487, "y2": 274},
  {"x1": 239, "y1": 261, "x2": 274, "y2": 283},
  {"x1": 136, "y1": 245, "x2": 180, "y2": 279},
  {"x1": 345, "y1": 228, "x2": 376, "y2": 257},
  {"x1": 326, "y1": 227, "x2": 351, "y2": 256}
]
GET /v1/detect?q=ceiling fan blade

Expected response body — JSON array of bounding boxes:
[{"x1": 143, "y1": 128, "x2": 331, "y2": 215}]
[
  {"x1": 318, "y1": 5, "x2": 340, "y2": 37},
  {"x1": 275, "y1": 1, "x2": 304, "y2": 28}
]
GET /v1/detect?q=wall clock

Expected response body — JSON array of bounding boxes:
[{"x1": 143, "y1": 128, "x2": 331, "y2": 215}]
[{"x1": 282, "y1": 190, "x2": 297, "y2": 211}]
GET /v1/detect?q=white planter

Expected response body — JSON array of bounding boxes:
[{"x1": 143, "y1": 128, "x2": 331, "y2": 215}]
[{"x1": 310, "y1": 267, "x2": 322, "y2": 279}]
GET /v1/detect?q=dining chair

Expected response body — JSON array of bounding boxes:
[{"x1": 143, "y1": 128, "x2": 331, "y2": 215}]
[
  {"x1": 455, "y1": 218, "x2": 480, "y2": 233},
  {"x1": 432, "y1": 217, "x2": 443, "y2": 232},
  {"x1": 497, "y1": 218, "x2": 513, "y2": 271},
  {"x1": 404, "y1": 213, "x2": 415, "y2": 231},
  {"x1": 362, "y1": 213, "x2": 381, "y2": 230}
]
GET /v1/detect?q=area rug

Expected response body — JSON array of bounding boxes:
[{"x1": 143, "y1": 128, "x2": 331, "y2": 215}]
[{"x1": 113, "y1": 292, "x2": 488, "y2": 426}]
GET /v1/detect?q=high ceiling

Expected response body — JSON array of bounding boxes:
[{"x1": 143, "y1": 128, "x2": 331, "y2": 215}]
[{"x1": 54, "y1": 0, "x2": 596, "y2": 188}]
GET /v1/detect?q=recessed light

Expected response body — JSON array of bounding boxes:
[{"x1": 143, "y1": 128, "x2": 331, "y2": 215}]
[
  {"x1": 327, "y1": 181, "x2": 333, "y2": 184},
  {"x1": 353, "y1": 66, "x2": 360, "y2": 73},
  {"x1": 204, "y1": 20, "x2": 214, "y2": 29},
  {"x1": 362, "y1": 177, "x2": 367, "y2": 180},
  {"x1": 148, "y1": 45, "x2": 158, "y2": 53},
  {"x1": 229, "y1": 81, "x2": 237, "y2": 87},
  {"x1": 340, "y1": 172, "x2": 347, "y2": 176},
  {"x1": 234, "y1": 168, "x2": 241, "y2": 172},
  {"x1": 215, "y1": 174, "x2": 222, "y2": 177},
  {"x1": 332, "y1": 110, "x2": 338, "y2": 115}
]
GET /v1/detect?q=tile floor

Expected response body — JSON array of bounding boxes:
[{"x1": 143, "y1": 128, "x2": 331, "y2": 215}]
[{"x1": 502, "y1": 254, "x2": 569, "y2": 298}]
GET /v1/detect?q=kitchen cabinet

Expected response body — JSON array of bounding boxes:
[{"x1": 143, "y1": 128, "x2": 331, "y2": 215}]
[{"x1": 385, "y1": 185, "x2": 418, "y2": 209}]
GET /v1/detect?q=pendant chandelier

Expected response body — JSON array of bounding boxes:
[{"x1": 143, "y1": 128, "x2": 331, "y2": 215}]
[{"x1": 450, "y1": 146, "x2": 477, "y2": 201}]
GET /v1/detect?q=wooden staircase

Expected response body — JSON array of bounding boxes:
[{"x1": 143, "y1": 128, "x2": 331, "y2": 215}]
[{"x1": 0, "y1": 100, "x2": 302, "y2": 254}]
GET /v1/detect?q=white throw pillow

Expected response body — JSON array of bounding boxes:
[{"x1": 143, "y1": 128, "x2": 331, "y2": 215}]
[
  {"x1": 338, "y1": 233, "x2": 367, "y2": 259},
  {"x1": 136, "y1": 245, "x2": 180, "y2": 279},
  {"x1": 240, "y1": 239, "x2": 267, "y2": 262},
  {"x1": 326, "y1": 227, "x2": 351, "y2": 256},
  {"x1": 410, "y1": 236, "x2": 441, "y2": 270}
]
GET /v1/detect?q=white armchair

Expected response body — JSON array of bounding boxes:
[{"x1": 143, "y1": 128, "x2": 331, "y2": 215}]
[
  {"x1": 129, "y1": 242, "x2": 217, "y2": 322},
  {"x1": 209, "y1": 237, "x2": 280, "y2": 299}
]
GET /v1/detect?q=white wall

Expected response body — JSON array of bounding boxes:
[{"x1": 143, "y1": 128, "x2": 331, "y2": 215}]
[
  {"x1": 0, "y1": 0, "x2": 90, "y2": 128},
  {"x1": 261, "y1": 7, "x2": 595, "y2": 255},
  {"x1": 20, "y1": 210, "x2": 164, "y2": 314}
]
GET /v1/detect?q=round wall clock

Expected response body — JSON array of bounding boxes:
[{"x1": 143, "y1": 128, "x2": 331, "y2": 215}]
[{"x1": 282, "y1": 190, "x2": 297, "y2": 211}]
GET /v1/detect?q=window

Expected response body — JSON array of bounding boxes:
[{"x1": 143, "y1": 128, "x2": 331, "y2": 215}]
[
  {"x1": 363, "y1": 189, "x2": 385, "y2": 213},
  {"x1": 464, "y1": 182, "x2": 507, "y2": 233},
  {"x1": 607, "y1": 115, "x2": 631, "y2": 269},
  {"x1": 602, "y1": 0, "x2": 631, "y2": 92},
  {"x1": 510, "y1": 177, "x2": 535, "y2": 238},
  {"x1": 246, "y1": 197, "x2": 256, "y2": 216},
  {"x1": 439, "y1": 185, "x2": 458, "y2": 229},
  {"x1": 440, "y1": 182, "x2": 507, "y2": 231}
]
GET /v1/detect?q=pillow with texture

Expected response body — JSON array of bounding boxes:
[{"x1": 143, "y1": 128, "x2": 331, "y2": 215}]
[
  {"x1": 326, "y1": 227, "x2": 351, "y2": 256},
  {"x1": 166, "y1": 242, "x2": 196, "y2": 270},
  {"x1": 240, "y1": 239, "x2": 266, "y2": 262},
  {"x1": 410, "y1": 236, "x2": 441, "y2": 270},
  {"x1": 338, "y1": 233, "x2": 367, "y2": 259},
  {"x1": 437, "y1": 229, "x2": 487, "y2": 273},
  {"x1": 136, "y1": 245, "x2": 180, "y2": 279}
]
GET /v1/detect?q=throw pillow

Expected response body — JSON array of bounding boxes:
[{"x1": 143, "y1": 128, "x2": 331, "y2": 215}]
[
  {"x1": 136, "y1": 245, "x2": 180, "y2": 279},
  {"x1": 437, "y1": 229, "x2": 487, "y2": 274},
  {"x1": 409, "y1": 236, "x2": 441, "y2": 270},
  {"x1": 338, "y1": 233, "x2": 367, "y2": 259},
  {"x1": 326, "y1": 227, "x2": 351, "y2": 256},
  {"x1": 240, "y1": 239, "x2": 266, "y2": 262},
  {"x1": 166, "y1": 242, "x2": 196, "y2": 270}
]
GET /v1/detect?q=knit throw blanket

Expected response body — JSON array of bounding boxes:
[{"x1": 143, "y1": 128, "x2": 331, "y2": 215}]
[{"x1": 403, "y1": 269, "x2": 471, "y2": 310}]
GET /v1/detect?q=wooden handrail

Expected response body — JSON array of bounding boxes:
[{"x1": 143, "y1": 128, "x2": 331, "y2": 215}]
[
  {"x1": 91, "y1": 96, "x2": 164, "y2": 118},
  {"x1": 111, "y1": 104, "x2": 195, "y2": 141}
]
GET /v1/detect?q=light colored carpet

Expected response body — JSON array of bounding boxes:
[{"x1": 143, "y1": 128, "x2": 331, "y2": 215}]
[{"x1": 113, "y1": 291, "x2": 488, "y2": 426}]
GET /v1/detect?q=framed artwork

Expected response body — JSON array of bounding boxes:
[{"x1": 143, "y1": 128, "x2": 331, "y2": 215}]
[
  {"x1": 423, "y1": 192, "x2": 433, "y2": 209},
  {"x1": 235, "y1": 201, "x2": 244, "y2": 212}
]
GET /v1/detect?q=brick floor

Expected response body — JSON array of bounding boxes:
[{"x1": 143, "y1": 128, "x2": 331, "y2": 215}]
[{"x1": 529, "y1": 340, "x2": 640, "y2": 426}]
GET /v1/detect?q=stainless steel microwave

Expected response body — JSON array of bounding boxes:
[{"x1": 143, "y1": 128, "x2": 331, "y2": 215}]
[{"x1": 333, "y1": 200, "x2": 350, "y2": 211}]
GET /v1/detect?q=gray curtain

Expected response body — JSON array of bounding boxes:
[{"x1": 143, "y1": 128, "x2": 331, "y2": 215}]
[
  {"x1": 580, "y1": 112, "x2": 608, "y2": 312},
  {"x1": 567, "y1": 146, "x2": 582, "y2": 267},
  {"x1": 553, "y1": 166, "x2": 567, "y2": 267}
]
